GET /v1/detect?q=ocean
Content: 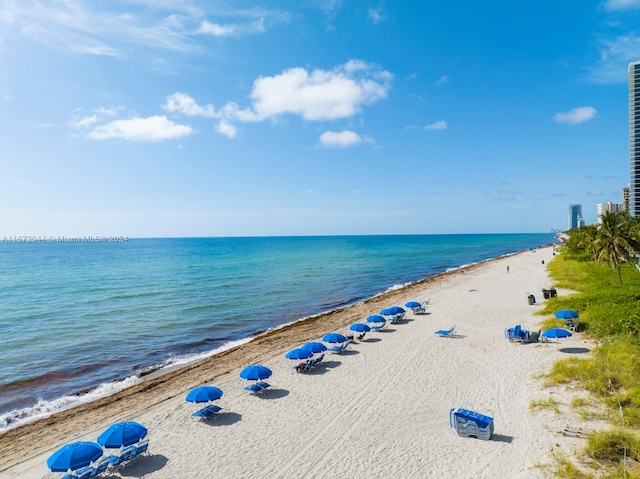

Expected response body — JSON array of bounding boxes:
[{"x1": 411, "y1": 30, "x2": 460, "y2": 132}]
[{"x1": 0, "y1": 233, "x2": 556, "y2": 431}]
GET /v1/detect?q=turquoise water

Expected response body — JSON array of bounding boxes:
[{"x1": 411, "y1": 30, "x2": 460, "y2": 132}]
[{"x1": 0, "y1": 233, "x2": 555, "y2": 430}]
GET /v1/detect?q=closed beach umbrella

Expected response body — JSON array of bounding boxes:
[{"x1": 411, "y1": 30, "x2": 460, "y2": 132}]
[
  {"x1": 323, "y1": 332, "x2": 348, "y2": 344},
  {"x1": 349, "y1": 323, "x2": 371, "y2": 333},
  {"x1": 405, "y1": 301, "x2": 421, "y2": 309},
  {"x1": 554, "y1": 310, "x2": 579, "y2": 319},
  {"x1": 300, "y1": 342, "x2": 327, "y2": 354},
  {"x1": 366, "y1": 315, "x2": 386, "y2": 324},
  {"x1": 47, "y1": 441, "x2": 103, "y2": 472},
  {"x1": 186, "y1": 386, "x2": 224, "y2": 404},
  {"x1": 97, "y1": 421, "x2": 148, "y2": 449},
  {"x1": 240, "y1": 365, "x2": 272, "y2": 381},
  {"x1": 285, "y1": 348, "x2": 314, "y2": 360}
]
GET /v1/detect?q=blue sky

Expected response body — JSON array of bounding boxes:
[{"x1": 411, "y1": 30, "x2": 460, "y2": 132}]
[{"x1": 1, "y1": 0, "x2": 639, "y2": 237}]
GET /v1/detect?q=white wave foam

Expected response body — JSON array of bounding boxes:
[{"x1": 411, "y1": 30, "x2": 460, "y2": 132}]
[
  {"x1": 0, "y1": 375, "x2": 140, "y2": 433},
  {"x1": 160, "y1": 337, "x2": 254, "y2": 370}
]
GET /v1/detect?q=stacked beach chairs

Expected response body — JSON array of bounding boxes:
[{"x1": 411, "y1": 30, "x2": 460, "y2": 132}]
[{"x1": 449, "y1": 408, "x2": 494, "y2": 441}]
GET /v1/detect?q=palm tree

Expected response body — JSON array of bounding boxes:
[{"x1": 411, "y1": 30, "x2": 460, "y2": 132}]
[{"x1": 594, "y1": 211, "x2": 636, "y2": 284}]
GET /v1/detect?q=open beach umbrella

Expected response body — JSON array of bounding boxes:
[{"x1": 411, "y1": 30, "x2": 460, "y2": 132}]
[
  {"x1": 186, "y1": 386, "x2": 224, "y2": 404},
  {"x1": 240, "y1": 365, "x2": 272, "y2": 381},
  {"x1": 349, "y1": 323, "x2": 371, "y2": 333},
  {"x1": 555, "y1": 310, "x2": 579, "y2": 320},
  {"x1": 366, "y1": 315, "x2": 386, "y2": 324},
  {"x1": 404, "y1": 301, "x2": 421, "y2": 309},
  {"x1": 541, "y1": 328, "x2": 573, "y2": 343},
  {"x1": 47, "y1": 441, "x2": 103, "y2": 472},
  {"x1": 380, "y1": 306, "x2": 405, "y2": 316},
  {"x1": 300, "y1": 342, "x2": 327, "y2": 354},
  {"x1": 322, "y1": 332, "x2": 348, "y2": 344},
  {"x1": 97, "y1": 421, "x2": 148, "y2": 449},
  {"x1": 285, "y1": 348, "x2": 314, "y2": 360}
]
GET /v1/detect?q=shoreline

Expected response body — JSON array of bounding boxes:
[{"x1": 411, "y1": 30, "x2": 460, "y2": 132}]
[
  {"x1": 0, "y1": 247, "x2": 531, "y2": 435},
  {"x1": 2, "y1": 245, "x2": 583, "y2": 478}
]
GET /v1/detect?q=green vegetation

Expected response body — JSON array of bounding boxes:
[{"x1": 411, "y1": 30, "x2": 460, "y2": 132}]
[
  {"x1": 530, "y1": 396, "x2": 562, "y2": 414},
  {"x1": 535, "y1": 218, "x2": 640, "y2": 477}
]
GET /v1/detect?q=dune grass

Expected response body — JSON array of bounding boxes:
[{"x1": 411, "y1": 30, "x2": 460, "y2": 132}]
[{"x1": 536, "y1": 252, "x2": 640, "y2": 477}]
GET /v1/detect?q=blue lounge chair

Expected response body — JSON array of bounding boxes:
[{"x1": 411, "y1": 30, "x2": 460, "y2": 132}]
[
  {"x1": 449, "y1": 407, "x2": 494, "y2": 440},
  {"x1": 89, "y1": 456, "x2": 111, "y2": 477},
  {"x1": 192, "y1": 404, "x2": 221, "y2": 420},
  {"x1": 244, "y1": 382, "x2": 270, "y2": 394},
  {"x1": 109, "y1": 445, "x2": 135, "y2": 467},
  {"x1": 62, "y1": 469, "x2": 92, "y2": 479},
  {"x1": 326, "y1": 342, "x2": 349, "y2": 353},
  {"x1": 435, "y1": 325, "x2": 455, "y2": 337},
  {"x1": 133, "y1": 438, "x2": 149, "y2": 457}
]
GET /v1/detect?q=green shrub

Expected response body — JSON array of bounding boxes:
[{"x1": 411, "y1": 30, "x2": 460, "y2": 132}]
[{"x1": 585, "y1": 429, "x2": 640, "y2": 463}]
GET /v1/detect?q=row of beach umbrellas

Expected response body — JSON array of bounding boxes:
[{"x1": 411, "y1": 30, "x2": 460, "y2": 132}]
[{"x1": 47, "y1": 421, "x2": 148, "y2": 472}]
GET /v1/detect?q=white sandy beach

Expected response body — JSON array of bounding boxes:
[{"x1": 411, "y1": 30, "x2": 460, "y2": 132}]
[{"x1": 2, "y1": 247, "x2": 600, "y2": 479}]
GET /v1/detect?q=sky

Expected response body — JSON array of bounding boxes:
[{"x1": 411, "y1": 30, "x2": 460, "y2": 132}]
[{"x1": 1, "y1": 0, "x2": 640, "y2": 237}]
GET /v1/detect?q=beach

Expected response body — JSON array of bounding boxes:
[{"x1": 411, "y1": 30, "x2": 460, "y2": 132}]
[{"x1": 1, "y1": 246, "x2": 597, "y2": 479}]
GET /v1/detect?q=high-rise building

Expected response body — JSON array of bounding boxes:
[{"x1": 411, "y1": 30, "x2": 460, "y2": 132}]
[
  {"x1": 569, "y1": 204, "x2": 582, "y2": 230},
  {"x1": 623, "y1": 187, "x2": 630, "y2": 212},
  {"x1": 597, "y1": 202, "x2": 623, "y2": 223},
  {"x1": 629, "y1": 58, "x2": 640, "y2": 216}
]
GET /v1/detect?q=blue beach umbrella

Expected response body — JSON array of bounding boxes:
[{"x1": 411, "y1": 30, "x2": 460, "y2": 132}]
[
  {"x1": 366, "y1": 315, "x2": 386, "y2": 324},
  {"x1": 300, "y1": 342, "x2": 327, "y2": 354},
  {"x1": 97, "y1": 421, "x2": 148, "y2": 449},
  {"x1": 541, "y1": 328, "x2": 573, "y2": 339},
  {"x1": 349, "y1": 323, "x2": 371, "y2": 333},
  {"x1": 380, "y1": 306, "x2": 405, "y2": 316},
  {"x1": 285, "y1": 348, "x2": 314, "y2": 360},
  {"x1": 240, "y1": 365, "x2": 272, "y2": 381},
  {"x1": 186, "y1": 386, "x2": 224, "y2": 404},
  {"x1": 555, "y1": 310, "x2": 579, "y2": 320},
  {"x1": 322, "y1": 332, "x2": 348, "y2": 344},
  {"x1": 47, "y1": 441, "x2": 103, "y2": 472},
  {"x1": 405, "y1": 301, "x2": 421, "y2": 309}
]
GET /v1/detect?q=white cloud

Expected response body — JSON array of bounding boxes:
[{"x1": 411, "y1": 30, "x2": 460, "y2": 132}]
[
  {"x1": 224, "y1": 60, "x2": 392, "y2": 124},
  {"x1": 87, "y1": 116, "x2": 192, "y2": 141},
  {"x1": 197, "y1": 18, "x2": 265, "y2": 37},
  {"x1": 589, "y1": 35, "x2": 640, "y2": 83},
  {"x1": 215, "y1": 120, "x2": 237, "y2": 139},
  {"x1": 553, "y1": 106, "x2": 597, "y2": 125},
  {"x1": 319, "y1": 130, "x2": 371, "y2": 148},
  {"x1": 69, "y1": 115, "x2": 98, "y2": 129},
  {"x1": 435, "y1": 75, "x2": 448, "y2": 85},
  {"x1": 163, "y1": 92, "x2": 218, "y2": 118},
  {"x1": 424, "y1": 120, "x2": 447, "y2": 131},
  {"x1": 603, "y1": 0, "x2": 640, "y2": 10},
  {"x1": 368, "y1": 8, "x2": 386, "y2": 24},
  {"x1": 0, "y1": 1, "x2": 279, "y2": 56},
  {"x1": 198, "y1": 21, "x2": 237, "y2": 37}
]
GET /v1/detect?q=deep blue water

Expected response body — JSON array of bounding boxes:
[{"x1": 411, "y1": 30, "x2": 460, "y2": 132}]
[{"x1": 0, "y1": 233, "x2": 555, "y2": 430}]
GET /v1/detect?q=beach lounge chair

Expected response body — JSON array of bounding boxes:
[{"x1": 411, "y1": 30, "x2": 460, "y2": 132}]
[
  {"x1": 449, "y1": 407, "x2": 494, "y2": 440},
  {"x1": 192, "y1": 404, "x2": 221, "y2": 420},
  {"x1": 87, "y1": 456, "x2": 111, "y2": 477},
  {"x1": 62, "y1": 469, "x2": 92, "y2": 479},
  {"x1": 435, "y1": 325, "x2": 455, "y2": 337},
  {"x1": 326, "y1": 342, "x2": 349, "y2": 353},
  {"x1": 109, "y1": 445, "x2": 135, "y2": 468},
  {"x1": 244, "y1": 382, "x2": 270, "y2": 394}
]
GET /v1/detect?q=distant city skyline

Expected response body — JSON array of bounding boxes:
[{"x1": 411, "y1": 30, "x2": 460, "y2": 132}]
[{"x1": 1, "y1": 1, "x2": 639, "y2": 237}]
